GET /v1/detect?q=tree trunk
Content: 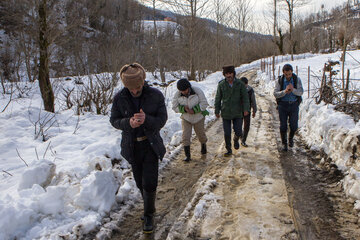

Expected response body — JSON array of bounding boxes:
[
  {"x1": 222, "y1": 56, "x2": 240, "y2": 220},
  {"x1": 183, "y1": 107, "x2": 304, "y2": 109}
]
[
  {"x1": 38, "y1": 0, "x2": 54, "y2": 113},
  {"x1": 288, "y1": 0, "x2": 294, "y2": 61}
]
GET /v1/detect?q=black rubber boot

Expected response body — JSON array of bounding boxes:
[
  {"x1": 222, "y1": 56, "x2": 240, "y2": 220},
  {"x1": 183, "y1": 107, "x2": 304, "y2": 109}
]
[
  {"x1": 224, "y1": 135, "x2": 232, "y2": 157},
  {"x1": 140, "y1": 189, "x2": 144, "y2": 221},
  {"x1": 201, "y1": 143, "x2": 207, "y2": 154},
  {"x1": 233, "y1": 135, "x2": 240, "y2": 150},
  {"x1": 242, "y1": 132, "x2": 248, "y2": 146},
  {"x1": 280, "y1": 131, "x2": 288, "y2": 151},
  {"x1": 184, "y1": 146, "x2": 191, "y2": 162},
  {"x1": 289, "y1": 130, "x2": 295, "y2": 148},
  {"x1": 143, "y1": 191, "x2": 156, "y2": 234}
]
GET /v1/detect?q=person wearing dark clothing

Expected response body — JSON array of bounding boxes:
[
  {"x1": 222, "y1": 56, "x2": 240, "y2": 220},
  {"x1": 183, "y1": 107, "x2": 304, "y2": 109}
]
[
  {"x1": 274, "y1": 64, "x2": 304, "y2": 151},
  {"x1": 215, "y1": 65, "x2": 250, "y2": 157},
  {"x1": 240, "y1": 77, "x2": 257, "y2": 147},
  {"x1": 110, "y1": 63, "x2": 167, "y2": 233}
]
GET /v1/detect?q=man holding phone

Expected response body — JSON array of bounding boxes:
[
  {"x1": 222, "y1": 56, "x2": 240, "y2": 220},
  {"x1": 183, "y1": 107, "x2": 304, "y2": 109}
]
[{"x1": 110, "y1": 63, "x2": 167, "y2": 234}]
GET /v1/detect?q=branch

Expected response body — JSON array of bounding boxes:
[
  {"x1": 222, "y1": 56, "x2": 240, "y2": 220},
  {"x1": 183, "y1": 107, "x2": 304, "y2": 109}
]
[
  {"x1": 2, "y1": 170, "x2": 13, "y2": 176},
  {"x1": 35, "y1": 147, "x2": 39, "y2": 160},
  {"x1": 16, "y1": 148, "x2": 28, "y2": 167},
  {"x1": 1, "y1": 85, "x2": 14, "y2": 113},
  {"x1": 43, "y1": 141, "x2": 51, "y2": 159}
]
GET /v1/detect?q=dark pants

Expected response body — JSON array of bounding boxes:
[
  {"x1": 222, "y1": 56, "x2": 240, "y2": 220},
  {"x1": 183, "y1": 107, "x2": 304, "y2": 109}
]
[
  {"x1": 222, "y1": 118, "x2": 243, "y2": 137},
  {"x1": 278, "y1": 101, "x2": 299, "y2": 133},
  {"x1": 242, "y1": 113, "x2": 251, "y2": 142},
  {"x1": 131, "y1": 140, "x2": 158, "y2": 193}
]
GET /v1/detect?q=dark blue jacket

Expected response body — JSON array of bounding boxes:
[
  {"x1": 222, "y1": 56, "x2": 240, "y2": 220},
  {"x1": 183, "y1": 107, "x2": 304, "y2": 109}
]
[{"x1": 110, "y1": 83, "x2": 168, "y2": 164}]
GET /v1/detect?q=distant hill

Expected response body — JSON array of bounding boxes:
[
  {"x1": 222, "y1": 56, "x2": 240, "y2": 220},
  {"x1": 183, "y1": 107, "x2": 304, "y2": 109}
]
[{"x1": 140, "y1": 3, "x2": 272, "y2": 41}]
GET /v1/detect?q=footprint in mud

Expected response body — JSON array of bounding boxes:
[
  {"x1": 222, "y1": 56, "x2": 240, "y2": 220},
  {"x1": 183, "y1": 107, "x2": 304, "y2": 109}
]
[
  {"x1": 223, "y1": 219, "x2": 234, "y2": 226},
  {"x1": 219, "y1": 237, "x2": 230, "y2": 240},
  {"x1": 228, "y1": 176, "x2": 240, "y2": 186},
  {"x1": 157, "y1": 187, "x2": 175, "y2": 195},
  {"x1": 223, "y1": 211, "x2": 233, "y2": 219}
]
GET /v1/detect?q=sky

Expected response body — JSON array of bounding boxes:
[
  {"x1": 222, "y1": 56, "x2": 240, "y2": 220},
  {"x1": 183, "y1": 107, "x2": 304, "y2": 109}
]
[
  {"x1": 1, "y1": 48, "x2": 360, "y2": 239},
  {"x1": 252, "y1": 0, "x2": 348, "y2": 14},
  {"x1": 249, "y1": 0, "x2": 349, "y2": 33}
]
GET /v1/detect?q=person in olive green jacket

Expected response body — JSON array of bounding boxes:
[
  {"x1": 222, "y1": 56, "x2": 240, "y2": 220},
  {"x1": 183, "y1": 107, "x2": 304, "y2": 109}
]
[{"x1": 215, "y1": 65, "x2": 250, "y2": 156}]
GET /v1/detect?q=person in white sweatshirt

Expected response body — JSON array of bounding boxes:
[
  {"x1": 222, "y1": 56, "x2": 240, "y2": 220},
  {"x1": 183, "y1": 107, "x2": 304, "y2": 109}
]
[{"x1": 172, "y1": 78, "x2": 209, "y2": 162}]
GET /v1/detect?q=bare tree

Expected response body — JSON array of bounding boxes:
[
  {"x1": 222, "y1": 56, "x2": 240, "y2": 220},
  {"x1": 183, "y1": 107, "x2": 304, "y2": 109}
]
[
  {"x1": 232, "y1": 0, "x2": 253, "y2": 65},
  {"x1": 281, "y1": 0, "x2": 308, "y2": 60},
  {"x1": 233, "y1": 0, "x2": 252, "y2": 32},
  {"x1": 212, "y1": 0, "x2": 230, "y2": 70},
  {"x1": 162, "y1": 0, "x2": 210, "y2": 80},
  {"x1": 272, "y1": 0, "x2": 278, "y2": 79},
  {"x1": 141, "y1": 0, "x2": 167, "y2": 82},
  {"x1": 38, "y1": 0, "x2": 55, "y2": 112},
  {"x1": 337, "y1": 0, "x2": 354, "y2": 98}
]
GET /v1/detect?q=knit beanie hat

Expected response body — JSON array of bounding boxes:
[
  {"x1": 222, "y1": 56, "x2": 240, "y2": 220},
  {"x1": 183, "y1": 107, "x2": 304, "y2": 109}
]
[
  {"x1": 222, "y1": 65, "x2": 236, "y2": 76},
  {"x1": 282, "y1": 64, "x2": 293, "y2": 72},
  {"x1": 177, "y1": 78, "x2": 191, "y2": 91},
  {"x1": 120, "y1": 63, "x2": 146, "y2": 89}
]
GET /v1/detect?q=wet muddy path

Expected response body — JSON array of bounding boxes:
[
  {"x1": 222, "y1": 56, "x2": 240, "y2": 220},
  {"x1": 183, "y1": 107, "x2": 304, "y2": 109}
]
[
  {"x1": 279, "y1": 143, "x2": 360, "y2": 240},
  {"x1": 108, "y1": 70, "x2": 360, "y2": 240}
]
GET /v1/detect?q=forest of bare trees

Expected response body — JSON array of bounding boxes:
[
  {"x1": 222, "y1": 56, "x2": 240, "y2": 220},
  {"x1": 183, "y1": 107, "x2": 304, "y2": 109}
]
[{"x1": 0, "y1": 0, "x2": 359, "y2": 112}]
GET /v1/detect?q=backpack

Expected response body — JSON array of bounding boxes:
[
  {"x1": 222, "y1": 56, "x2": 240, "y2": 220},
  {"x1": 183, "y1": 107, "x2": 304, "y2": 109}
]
[{"x1": 276, "y1": 74, "x2": 302, "y2": 105}]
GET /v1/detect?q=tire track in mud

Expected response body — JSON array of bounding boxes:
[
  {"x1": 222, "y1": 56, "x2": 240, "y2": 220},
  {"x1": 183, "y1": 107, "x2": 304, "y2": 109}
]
[{"x1": 261, "y1": 72, "x2": 360, "y2": 239}]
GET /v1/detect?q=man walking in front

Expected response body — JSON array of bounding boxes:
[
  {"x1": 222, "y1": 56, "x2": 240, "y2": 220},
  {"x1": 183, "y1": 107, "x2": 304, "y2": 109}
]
[
  {"x1": 110, "y1": 63, "x2": 167, "y2": 233},
  {"x1": 274, "y1": 64, "x2": 304, "y2": 151},
  {"x1": 215, "y1": 65, "x2": 250, "y2": 156}
]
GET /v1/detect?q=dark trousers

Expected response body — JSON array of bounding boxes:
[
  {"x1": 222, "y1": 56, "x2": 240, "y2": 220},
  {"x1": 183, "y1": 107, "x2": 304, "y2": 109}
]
[
  {"x1": 131, "y1": 140, "x2": 158, "y2": 193},
  {"x1": 242, "y1": 113, "x2": 251, "y2": 142},
  {"x1": 222, "y1": 118, "x2": 243, "y2": 137},
  {"x1": 278, "y1": 101, "x2": 299, "y2": 133}
]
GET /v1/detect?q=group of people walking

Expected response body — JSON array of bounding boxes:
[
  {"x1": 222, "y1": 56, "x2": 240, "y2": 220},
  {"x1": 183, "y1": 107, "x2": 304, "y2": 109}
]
[{"x1": 109, "y1": 62, "x2": 303, "y2": 234}]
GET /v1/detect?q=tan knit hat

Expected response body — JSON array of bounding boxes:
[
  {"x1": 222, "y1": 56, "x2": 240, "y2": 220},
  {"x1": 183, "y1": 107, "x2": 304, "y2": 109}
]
[{"x1": 120, "y1": 63, "x2": 146, "y2": 89}]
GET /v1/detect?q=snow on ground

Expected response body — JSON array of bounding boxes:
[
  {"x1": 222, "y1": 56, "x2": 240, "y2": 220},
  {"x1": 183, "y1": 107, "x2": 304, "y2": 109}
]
[{"x1": 1, "y1": 50, "x2": 360, "y2": 239}]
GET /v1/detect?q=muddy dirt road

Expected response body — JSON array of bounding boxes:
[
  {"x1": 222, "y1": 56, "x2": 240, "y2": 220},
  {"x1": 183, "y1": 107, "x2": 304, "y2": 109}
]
[{"x1": 111, "y1": 70, "x2": 360, "y2": 240}]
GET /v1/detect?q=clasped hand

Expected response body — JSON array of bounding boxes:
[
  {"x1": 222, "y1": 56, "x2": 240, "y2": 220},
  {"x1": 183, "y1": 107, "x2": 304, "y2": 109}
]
[
  {"x1": 130, "y1": 109, "x2": 146, "y2": 128},
  {"x1": 184, "y1": 106, "x2": 194, "y2": 114},
  {"x1": 285, "y1": 83, "x2": 294, "y2": 94}
]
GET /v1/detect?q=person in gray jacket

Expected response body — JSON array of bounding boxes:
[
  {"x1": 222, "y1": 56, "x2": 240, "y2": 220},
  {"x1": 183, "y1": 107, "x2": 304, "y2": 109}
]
[
  {"x1": 273, "y1": 64, "x2": 304, "y2": 151},
  {"x1": 240, "y1": 77, "x2": 257, "y2": 147},
  {"x1": 172, "y1": 78, "x2": 209, "y2": 162}
]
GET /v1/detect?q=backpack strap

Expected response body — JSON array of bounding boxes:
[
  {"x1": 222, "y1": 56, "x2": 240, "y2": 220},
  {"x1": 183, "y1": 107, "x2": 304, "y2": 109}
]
[
  {"x1": 292, "y1": 74, "x2": 297, "y2": 88},
  {"x1": 278, "y1": 75, "x2": 284, "y2": 90}
]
